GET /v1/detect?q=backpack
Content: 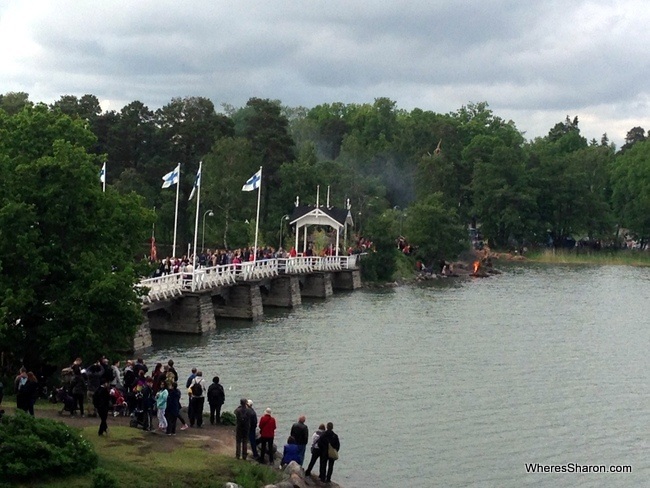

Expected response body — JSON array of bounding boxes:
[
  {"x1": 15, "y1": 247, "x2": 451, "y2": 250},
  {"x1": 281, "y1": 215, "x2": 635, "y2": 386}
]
[{"x1": 191, "y1": 381, "x2": 202, "y2": 397}]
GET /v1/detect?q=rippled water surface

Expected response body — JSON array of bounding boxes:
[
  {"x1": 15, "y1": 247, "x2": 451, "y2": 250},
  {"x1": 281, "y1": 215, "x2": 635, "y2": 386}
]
[{"x1": 146, "y1": 263, "x2": 650, "y2": 487}]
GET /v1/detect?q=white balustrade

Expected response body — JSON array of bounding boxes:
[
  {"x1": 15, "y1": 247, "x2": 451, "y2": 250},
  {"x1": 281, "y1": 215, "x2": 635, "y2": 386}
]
[{"x1": 140, "y1": 256, "x2": 360, "y2": 303}]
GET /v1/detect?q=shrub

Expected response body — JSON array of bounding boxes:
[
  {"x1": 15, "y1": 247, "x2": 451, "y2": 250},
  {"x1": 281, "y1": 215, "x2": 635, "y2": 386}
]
[
  {"x1": 220, "y1": 411, "x2": 236, "y2": 425},
  {"x1": 0, "y1": 411, "x2": 98, "y2": 482},
  {"x1": 92, "y1": 467, "x2": 118, "y2": 488}
]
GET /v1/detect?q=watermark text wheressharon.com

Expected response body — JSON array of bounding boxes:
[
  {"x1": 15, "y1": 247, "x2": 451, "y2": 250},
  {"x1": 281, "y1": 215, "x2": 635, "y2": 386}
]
[{"x1": 525, "y1": 463, "x2": 632, "y2": 474}]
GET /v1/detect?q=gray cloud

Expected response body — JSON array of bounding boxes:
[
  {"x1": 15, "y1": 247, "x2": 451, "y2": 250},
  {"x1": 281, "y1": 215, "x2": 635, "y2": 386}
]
[{"x1": 1, "y1": 0, "x2": 649, "y2": 146}]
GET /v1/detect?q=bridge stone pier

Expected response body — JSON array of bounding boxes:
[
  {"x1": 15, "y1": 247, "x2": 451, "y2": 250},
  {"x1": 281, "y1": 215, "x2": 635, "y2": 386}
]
[
  {"x1": 261, "y1": 275, "x2": 302, "y2": 308},
  {"x1": 134, "y1": 256, "x2": 362, "y2": 350},
  {"x1": 145, "y1": 292, "x2": 216, "y2": 335},
  {"x1": 213, "y1": 283, "x2": 264, "y2": 320},
  {"x1": 332, "y1": 269, "x2": 362, "y2": 290},
  {"x1": 301, "y1": 272, "x2": 333, "y2": 298}
]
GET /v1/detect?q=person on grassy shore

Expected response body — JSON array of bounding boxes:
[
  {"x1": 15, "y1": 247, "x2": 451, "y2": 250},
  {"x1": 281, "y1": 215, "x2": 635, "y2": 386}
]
[
  {"x1": 258, "y1": 407, "x2": 277, "y2": 465},
  {"x1": 93, "y1": 380, "x2": 111, "y2": 436},
  {"x1": 318, "y1": 422, "x2": 341, "y2": 483},
  {"x1": 165, "y1": 382, "x2": 189, "y2": 435},
  {"x1": 155, "y1": 380, "x2": 168, "y2": 431},
  {"x1": 234, "y1": 398, "x2": 251, "y2": 460},
  {"x1": 207, "y1": 376, "x2": 225, "y2": 425}
]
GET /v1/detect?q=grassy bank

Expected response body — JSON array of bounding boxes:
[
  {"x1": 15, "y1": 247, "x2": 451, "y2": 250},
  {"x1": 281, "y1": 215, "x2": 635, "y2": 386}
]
[
  {"x1": 524, "y1": 249, "x2": 650, "y2": 267},
  {"x1": 1, "y1": 397, "x2": 281, "y2": 488}
]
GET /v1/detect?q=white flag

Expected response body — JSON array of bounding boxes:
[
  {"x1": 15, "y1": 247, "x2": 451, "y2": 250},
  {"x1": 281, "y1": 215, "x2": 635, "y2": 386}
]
[
  {"x1": 189, "y1": 163, "x2": 201, "y2": 201},
  {"x1": 162, "y1": 164, "x2": 180, "y2": 188},
  {"x1": 99, "y1": 162, "x2": 106, "y2": 183},
  {"x1": 242, "y1": 168, "x2": 262, "y2": 192}
]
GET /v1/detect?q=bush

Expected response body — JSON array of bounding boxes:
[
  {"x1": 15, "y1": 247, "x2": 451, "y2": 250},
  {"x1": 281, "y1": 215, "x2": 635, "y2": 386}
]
[
  {"x1": 92, "y1": 467, "x2": 119, "y2": 488},
  {"x1": 0, "y1": 411, "x2": 98, "y2": 482},
  {"x1": 220, "y1": 411, "x2": 236, "y2": 425}
]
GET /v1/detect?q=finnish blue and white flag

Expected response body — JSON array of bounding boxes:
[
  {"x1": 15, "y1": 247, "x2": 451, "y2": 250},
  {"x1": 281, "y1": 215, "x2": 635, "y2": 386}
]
[
  {"x1": 99, "y1": 162, "x2": 106, "y2": 183},
  {"x1": 189, "y1": 162, "x2": 202, "y2": 201},
  {"x1": 162, "y1": 164, "x2": 180, "y2": 188},
  {"x1": 242, "y1": 168, "x2": 262, "y2": 192}
]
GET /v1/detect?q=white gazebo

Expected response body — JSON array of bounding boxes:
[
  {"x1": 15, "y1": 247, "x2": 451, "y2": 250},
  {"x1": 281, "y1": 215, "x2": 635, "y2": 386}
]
[{"x1": 289, "y1": 189, "x2": 354, "y2": 256}]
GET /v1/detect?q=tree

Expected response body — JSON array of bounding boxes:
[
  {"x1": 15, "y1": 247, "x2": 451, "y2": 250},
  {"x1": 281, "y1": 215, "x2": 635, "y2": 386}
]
[
  {"x1": 403, "y1": 193, "x2": 466, "y2": 262},
  {"x1": 0, "y1": 91, "x2": 32, "y2": 115},
  {"x1": 360, "y1": 213, "x2": 399, "y2": 281},
  {"x1": 525, "y1": 117, "x2": 613, "y2": 246},
  {"x1": 0, "y1": 106, "x2": 152, "y2": 370},
  {"x1": 236, "y1": 98, "x2": 296, "y2": 223},
  {"x1": 619, "y1": 126, "x2": 646, "y2": 154},
  {"x1": 472, "y1": 144, "x2": 538, "y2": 248},
  {"x1": 201, "y1": 137, "x2": 258, "y2": 249},
  {"x1": 610, "y1": 139, "x2": 650, "y2": 244},
  {"x1": 154, "y1": 97, "x2": 234, "y2": 246}
]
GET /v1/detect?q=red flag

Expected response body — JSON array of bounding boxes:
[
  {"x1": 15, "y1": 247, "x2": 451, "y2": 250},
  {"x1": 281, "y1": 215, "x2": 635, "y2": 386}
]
[{"x1": 150, "y1": 237, "x2": 158, "y2": 262}]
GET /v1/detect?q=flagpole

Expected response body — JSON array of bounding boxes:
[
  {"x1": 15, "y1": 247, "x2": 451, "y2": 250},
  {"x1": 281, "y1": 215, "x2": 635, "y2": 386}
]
[
  {"x1": 103, "y1": 162, "x2": 106, "y2": 193},
  {"x1": 172, "y1": 163, "x2": 180, "y2": 258},
  {"x1": 192, "y1": 162, "x2": 202, "y2": 277},
  {"x1": 253, "y1": 166, "x2": 262, "y2": 262}
]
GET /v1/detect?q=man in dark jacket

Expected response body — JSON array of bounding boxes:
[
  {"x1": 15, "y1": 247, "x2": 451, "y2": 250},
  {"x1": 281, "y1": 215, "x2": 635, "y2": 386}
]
[
  {"x1": 234, "y1": 398, "x2": 251, "y2": 460},
  {"x1": 290, "y1": 415, "x2": 309, "y2": 465},
  {"x1": 318, "y1": 422, "x2": 341, "y2": 483},
  {"x1": 207, "y1": 376, "x2": 225, "y2": 425},
  {"x1": 93, "y1": 380, "x2": 111, "y2": 436},
  {"x1": 86, "y1": 361, "x2": 104, "y2": 417}
]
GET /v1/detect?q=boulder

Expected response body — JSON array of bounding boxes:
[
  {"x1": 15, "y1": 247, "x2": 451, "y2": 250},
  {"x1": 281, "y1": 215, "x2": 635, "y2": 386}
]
[
  {"x1": 289, "y1": 473, "x2": 307, "y2": 488},
  {"x1": 283, "y1": 461, "x2": 303, "y2": 477},
  {"x1": 224, "y1": 483, "x2": 241, "y2": 488},
  {"x1": 274, "y1": 482, "x2": 294, "y2": 488}
]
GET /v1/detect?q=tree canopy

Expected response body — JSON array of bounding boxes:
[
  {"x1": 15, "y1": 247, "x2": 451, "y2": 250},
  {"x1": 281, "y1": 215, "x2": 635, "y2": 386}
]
[{"x1": 0, "y1": 105, "x2": 152, "y2": 369}]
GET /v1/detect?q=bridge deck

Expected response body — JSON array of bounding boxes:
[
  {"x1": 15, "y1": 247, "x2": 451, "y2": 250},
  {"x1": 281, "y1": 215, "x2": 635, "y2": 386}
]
[{"x1": 139, "y1": 255, "x2": 360, "y2": 304}]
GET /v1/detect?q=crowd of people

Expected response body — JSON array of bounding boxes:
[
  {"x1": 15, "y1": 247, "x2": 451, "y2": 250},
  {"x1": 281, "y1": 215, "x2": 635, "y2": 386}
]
[
  {"x1": 9, "y1": 356, "x2": 341, "y2": 483},
  {"x1": 149, "y1": 238, "x2": 369, "y2": 279}
]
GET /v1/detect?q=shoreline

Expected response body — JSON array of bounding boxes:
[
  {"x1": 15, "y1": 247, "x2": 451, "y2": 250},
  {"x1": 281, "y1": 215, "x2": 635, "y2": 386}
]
[{"x1": 0, "y1": 402, "x2": 342, "y2": 487}]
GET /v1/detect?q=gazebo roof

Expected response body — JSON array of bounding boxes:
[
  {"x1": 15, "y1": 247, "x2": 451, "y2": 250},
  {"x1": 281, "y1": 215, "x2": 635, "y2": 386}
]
[{"x1": 289, "y1": 205, "x2": 354, "y2": 229}]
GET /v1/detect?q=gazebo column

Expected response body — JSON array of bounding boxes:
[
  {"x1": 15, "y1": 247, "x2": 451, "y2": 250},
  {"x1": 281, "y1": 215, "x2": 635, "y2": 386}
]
[
  {"x1": 295, "y1": 224, "x2": 299, "y2": 252},
  {"x1": 336, "y1": 227, "x2": 340, "y2": 256},
  {"x1": 303, "y1": 225, "x2": 308, "y2": 253}
]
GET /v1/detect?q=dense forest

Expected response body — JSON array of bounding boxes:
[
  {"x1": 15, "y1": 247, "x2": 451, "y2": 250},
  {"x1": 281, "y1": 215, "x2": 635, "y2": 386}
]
[
  {"x1": 2, "y1": 91, "x2": 649, "y2": 259},
  {"x1": 1, "y1": 90, "x2": 649, "y2": 369}
]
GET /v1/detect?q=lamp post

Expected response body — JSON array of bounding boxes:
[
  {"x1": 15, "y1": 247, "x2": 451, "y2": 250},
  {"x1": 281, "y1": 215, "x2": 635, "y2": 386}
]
[
  {"x1": 202, "y1": 209, "x2": 214, "y2": 252},
  {"x1": 279, "y1": 214, "x2": 290, "y2": 251}
]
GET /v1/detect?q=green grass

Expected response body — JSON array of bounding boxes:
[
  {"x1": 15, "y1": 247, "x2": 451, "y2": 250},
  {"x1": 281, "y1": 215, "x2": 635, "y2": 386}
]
[
  {"x1": 4, "y1": 421, "x2": 280, "y2": 488},
  {"x1": 525, "y1": 248, "x2": 650, "y2": 266}
]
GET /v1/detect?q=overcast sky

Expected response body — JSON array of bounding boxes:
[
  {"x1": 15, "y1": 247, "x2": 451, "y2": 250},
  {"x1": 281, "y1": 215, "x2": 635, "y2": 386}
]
[{"x1": 1, "y1": 0, "x2": 648, "y2": 147}]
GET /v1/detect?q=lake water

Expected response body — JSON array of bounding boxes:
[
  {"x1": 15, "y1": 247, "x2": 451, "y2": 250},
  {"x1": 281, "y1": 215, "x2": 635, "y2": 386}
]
[{"x1": 145, "y1": 263, "x2": 650, "y2": 487}]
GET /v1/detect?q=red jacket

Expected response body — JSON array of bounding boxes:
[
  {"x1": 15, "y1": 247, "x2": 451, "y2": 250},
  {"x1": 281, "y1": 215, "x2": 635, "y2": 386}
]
[{"x1": 259, "y1": 413, "x2": 276, "y2": 438}]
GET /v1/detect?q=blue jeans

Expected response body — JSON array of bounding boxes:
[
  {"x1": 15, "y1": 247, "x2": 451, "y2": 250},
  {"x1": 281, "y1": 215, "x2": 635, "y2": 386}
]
[
  {"x1": 248, "y1": 429, "x2": 259, "y2": 457},
  {"x1": 297, "y1": 444, "x2": 306, "y2": 465}
]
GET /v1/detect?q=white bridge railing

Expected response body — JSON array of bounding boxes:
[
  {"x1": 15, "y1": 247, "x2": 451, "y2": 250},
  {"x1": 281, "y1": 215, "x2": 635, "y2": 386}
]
[{"x1": 139, "y1": 255, "x2": 361, "y2": 304}]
